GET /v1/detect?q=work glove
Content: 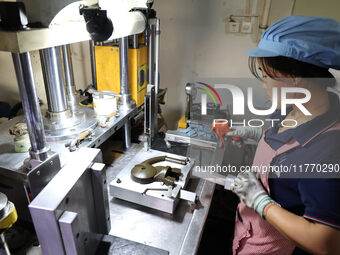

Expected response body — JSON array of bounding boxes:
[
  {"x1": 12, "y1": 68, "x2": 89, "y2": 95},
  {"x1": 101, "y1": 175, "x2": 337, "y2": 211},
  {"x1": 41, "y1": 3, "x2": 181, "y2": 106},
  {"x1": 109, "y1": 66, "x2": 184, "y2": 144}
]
[
  {"x1": 225, "y1": 126, "x2": 263, "y2": 142},
  {"x1": 231, "y1": 171, "x2": 275, "y2": 218}
]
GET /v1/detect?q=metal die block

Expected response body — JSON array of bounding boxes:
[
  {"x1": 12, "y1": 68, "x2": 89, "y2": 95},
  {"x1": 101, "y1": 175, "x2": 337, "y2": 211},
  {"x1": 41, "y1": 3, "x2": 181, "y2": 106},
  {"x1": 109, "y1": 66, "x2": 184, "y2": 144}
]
[
  {"x1": 59, "y1": 211, "x2": 80, "y2": 255},
  {"x1": 110, "y1": 149, "x2": 194, "y2": 214},
  {"x1": 29, "y1": 148, "x2": 107, "y2": 255},
  {"x1": 90, "y1": 162, "x2": 111, "y2": 234}
]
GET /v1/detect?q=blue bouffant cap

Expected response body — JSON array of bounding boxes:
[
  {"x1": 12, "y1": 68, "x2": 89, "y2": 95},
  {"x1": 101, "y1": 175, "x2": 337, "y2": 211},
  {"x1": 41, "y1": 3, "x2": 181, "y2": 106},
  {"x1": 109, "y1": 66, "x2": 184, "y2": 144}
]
[{"x1": 246, "y1": 16, "x2": 340, "y2": 70}]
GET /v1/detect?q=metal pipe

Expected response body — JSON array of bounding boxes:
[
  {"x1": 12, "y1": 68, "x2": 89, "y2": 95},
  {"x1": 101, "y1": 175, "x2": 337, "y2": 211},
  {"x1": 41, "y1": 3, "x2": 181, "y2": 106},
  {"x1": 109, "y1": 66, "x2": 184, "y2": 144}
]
[
  {"x1": 124, "y1": 121, "x2": 131, "y2": 149},
  {"x1": 144, "y1": 26, "x2": 149, "y2": 46},
  {"x1": 132, "y1": 34, "x2": 139, "y2": 49},
  {"x1": 40, "y1": 47, "x2": 68, "y2": 113},
  {"x1": 148, "y1": 22, "x2": 155, "y2": 86},
  {"x1": 260, "y1": 0, "x2": 271, "y2": 30},
  {"x1": 89, "y1": 40, "x2": 97, "y2": 89},
  {"x1": 119, "y1": 36, "x2": 134, "y2": 149},
  {"x1": 148, "y1": 20, "x2": 158, "y2": 136},
  {"x1": 61, "y1": 45, "x2": 75, "y2": 95},
  {"x1": 229, "y1": 14, "x2": 259, "y2": 19},
  {"x1": 61, "y1": 45, "x2": 78, "y2": 109},
  {"x1": 12, "y1": 52, "x2": 49, "y2": 158},
  {"x1": 154, "y1": 19, "x2": 160, "y2": 94},
  {"x1": 1, "y1": 232, "x2": 10, "y2": 255},
  {"x1": 119, "y1": 37, "x2": 130, "y2": 95}
]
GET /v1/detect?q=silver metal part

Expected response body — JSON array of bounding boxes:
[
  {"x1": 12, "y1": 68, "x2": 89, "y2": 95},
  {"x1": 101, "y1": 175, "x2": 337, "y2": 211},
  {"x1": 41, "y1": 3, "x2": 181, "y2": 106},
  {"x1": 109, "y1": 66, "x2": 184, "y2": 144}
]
[
  {"x1": 132, "y1": 34, "x2": 139, "y2": 49},
  {"x1": 12, "y1": 52, "x2": 50, "y2": 161},
  {"x1": 185, "y1": 83, "x2": 197, "y2": 99},
  {"x1": 124, "y1": 120, "x2": 132, "y2": 149},
  {"x1": 40, "y1": 48, "x2": 95, "y2": 140},
  {"x1": 144, "y1": 85, "x2": 157, "y2": 146},
  {"x1": 79, "y1": 107, "x2": 136, "y2": 148},
  {"x1": 27, "y1": 152, "x2": 61, "y2": 197},
  {"x1": 179, "y1": 190, "x2": 197, "y2": 203},
  {"x1": 147, "y1": 19, "x2": 159, "y2": 135},
  {"x1": 44, "y1": 107, "x2": 98, "y2": 142},
  {"x1": 165, "y1": 130, "x2": 217, "y2": 150},
  {"x1": 107, "y1": 143, "x2": 216, "y2": 255},
  {"x1": 0, "y1": 106, "x2": 135, "y2": 221},
  {"x1": 29, "y1": 148, "x2": 108, "y2": 255},
  {"x1": 0, "y1": 107, "x2": 135, "y2": 171},
  {"x1": 0, "y1": 151, "x2": 61, "y2": 222},
  {"x1": 66, "y1": 130, "x2": 94, "y2": 152},
  {"x1": 119, "y1": 36, "x2": 135, "y2": 149},
  {"x1": 119, "y1": 37, "x2": 130, "y2": 96},
  {"x1": 61, "y1": 44, "x2": 78, "y2": 109},
  {"x1": 28, "y1": 147, "x2": 169, "y2": 255},
  {"x1": 118, "y1": 37, "x2": 136, "y2": 112},
  {"x1": 40, "y1": 46, "x2": 98, "y2": 141},
  {"x1": 110, "y1": 149, "x2": 194, "y2": 214},
  {"x1": 44, "y1": 110, "x2": 79, "y2": 130},
  {"x1": 153, "y1": 19, "x2": 160, "y2": 94},
  {"x1": 58, "y1": 211, "x2": 80, "y2": 255},
  {"x1": 148, "y1": 22, "x2": 155, "y2": 86},
  {"x1": 89, "y1": 41, "x2": 97, "y2": 89},
  {"x1": 144, "y1": 24, "x2": 149, "y2": 46},
  {"x1": 40, "y1": 47, "x2": 68, "y2": 113},
  {"x1": 0, "y1": 232, "x2": 10, "y2": 255}
]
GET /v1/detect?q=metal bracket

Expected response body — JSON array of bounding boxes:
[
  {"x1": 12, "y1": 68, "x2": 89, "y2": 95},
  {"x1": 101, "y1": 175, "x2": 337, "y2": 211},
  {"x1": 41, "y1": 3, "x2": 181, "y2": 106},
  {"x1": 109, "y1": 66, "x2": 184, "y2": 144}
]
[
  {"x1": 90, "y1": 162, "x2": 111, "y2": 234},
  {"x1": 27, "y1": 152, "x2": 61, "y2": 197}
]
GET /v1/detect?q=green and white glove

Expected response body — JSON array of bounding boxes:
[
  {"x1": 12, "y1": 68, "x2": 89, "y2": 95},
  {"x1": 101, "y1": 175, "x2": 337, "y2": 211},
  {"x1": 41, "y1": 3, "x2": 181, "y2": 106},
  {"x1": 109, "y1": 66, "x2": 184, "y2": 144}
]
[
  {"x1": 226, "y1": 126, "x2": 263, "y2": 142},
  {"x1": 231, "y1": 171, "x2": 275, "y2": 218}
]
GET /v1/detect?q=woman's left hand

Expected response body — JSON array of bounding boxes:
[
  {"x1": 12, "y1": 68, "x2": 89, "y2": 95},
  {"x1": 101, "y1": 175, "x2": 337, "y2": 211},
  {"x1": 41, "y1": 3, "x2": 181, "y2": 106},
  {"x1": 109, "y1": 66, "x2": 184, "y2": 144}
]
[{"x1": 231, "y1": 171, "x2": 275, "y2": 218}]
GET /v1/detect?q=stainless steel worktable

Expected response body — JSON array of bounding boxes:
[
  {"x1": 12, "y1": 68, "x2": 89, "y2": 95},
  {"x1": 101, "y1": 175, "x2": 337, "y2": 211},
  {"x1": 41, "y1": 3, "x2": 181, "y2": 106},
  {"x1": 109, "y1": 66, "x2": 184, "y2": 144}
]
[
  {"x1": 0, "y1": 107, "x2": 136, "y2": 173},
  {"x1": 106, "y1": 143, "x2": 222, "y2": 255}
]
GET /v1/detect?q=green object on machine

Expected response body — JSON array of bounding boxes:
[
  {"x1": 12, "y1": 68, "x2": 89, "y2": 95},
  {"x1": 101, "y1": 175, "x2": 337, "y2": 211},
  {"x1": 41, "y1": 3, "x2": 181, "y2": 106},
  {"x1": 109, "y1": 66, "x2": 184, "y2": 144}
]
[{"x1": 131, "y1": 156, "x2": 186, "y2": 185}]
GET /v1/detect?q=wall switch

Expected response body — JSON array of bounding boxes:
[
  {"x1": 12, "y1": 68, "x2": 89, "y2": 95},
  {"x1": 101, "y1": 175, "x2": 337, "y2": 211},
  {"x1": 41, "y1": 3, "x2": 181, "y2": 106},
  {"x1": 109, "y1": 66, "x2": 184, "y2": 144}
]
[
  {"x1": 241, "y1": 22, "x2": 252, "y2": 33},
  {"x1": 228, "y1": 21, "x2": 240, "y2": 33}
]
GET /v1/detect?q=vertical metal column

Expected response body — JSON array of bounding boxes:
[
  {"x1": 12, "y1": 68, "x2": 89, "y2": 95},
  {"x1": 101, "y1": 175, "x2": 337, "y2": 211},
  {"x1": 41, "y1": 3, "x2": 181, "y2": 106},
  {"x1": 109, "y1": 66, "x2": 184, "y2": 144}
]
[
  {"x1": 12, "y1": 53, "x2": 49, "y2": 161},
  {"x1": 89, "y1": 40, "x2": 97, "y2": 89},
  {"x1": 132, "y1": 34, "x2": 139, "y2": 49},
  {"x1": 144, "y1": 24, "x2": 149, "y2": 46},
  {"x1": 148, "y1": 23, "x2": 155, "y2": 86},
  {"x1": 61, "y1": 45, "x2": 77, "y2": 108},
  {"x1": 154, "y1": 19, "x2": 160, "y2": 94},
  {"x1": 124, "y1": 119, "x2": 132, "y2": 149},
  {"x1": 40, "y1": 47, "x2": 68, "y2": 113},
  {"x1": 119, "y1": 36, "x2": 134, "y2": 149},
  {"x1": 148, "y1": 19, "x2": 158, "y2": 137},
  {"x1": 119, "y1": 37, "x2": 130, "y2": 96}
]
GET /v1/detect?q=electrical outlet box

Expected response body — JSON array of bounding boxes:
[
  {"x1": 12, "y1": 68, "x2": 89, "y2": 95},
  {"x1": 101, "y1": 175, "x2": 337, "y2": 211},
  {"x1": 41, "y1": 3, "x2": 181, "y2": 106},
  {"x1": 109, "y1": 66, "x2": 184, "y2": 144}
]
[
  {"x1": 228, "y1": 21, "x2": 240, "y2": 33},
  {"x1": 241, "y1": 22, "x2": 252, "y2": 33}
]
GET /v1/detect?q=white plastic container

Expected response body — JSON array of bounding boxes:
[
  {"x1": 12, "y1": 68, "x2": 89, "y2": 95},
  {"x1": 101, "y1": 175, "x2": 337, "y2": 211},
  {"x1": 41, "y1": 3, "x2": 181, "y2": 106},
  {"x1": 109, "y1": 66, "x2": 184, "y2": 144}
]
[{"x1": 92, "y1": 91, "x2": 118, "y2": 118}]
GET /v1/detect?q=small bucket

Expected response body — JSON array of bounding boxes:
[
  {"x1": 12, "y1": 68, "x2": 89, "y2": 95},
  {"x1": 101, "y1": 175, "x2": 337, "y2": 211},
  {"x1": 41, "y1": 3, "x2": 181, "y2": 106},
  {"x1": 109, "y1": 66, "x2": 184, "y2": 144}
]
[{"x1": 92, "y1": 91, "x2": 118, "y2": 118}]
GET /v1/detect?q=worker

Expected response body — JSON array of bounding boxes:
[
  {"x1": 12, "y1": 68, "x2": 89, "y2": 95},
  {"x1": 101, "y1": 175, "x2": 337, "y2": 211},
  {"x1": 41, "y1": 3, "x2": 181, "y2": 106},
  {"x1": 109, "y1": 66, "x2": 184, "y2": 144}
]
[{"x1": 227, "y1": 16, "x2": 340, "y2": 254}]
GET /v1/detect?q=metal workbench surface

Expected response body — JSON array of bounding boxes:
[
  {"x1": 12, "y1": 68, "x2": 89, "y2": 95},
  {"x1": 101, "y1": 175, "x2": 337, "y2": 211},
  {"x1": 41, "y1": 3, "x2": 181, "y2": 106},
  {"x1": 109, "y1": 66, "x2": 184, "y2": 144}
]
[
  {"x1": 0, "y1": 107, "x2": 136, "y2": 174},
  {"x1": 106, "y1": 143, "x2": 220, "y2": 255}
]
